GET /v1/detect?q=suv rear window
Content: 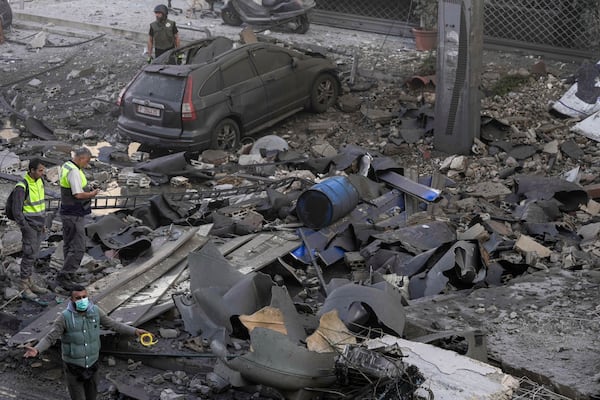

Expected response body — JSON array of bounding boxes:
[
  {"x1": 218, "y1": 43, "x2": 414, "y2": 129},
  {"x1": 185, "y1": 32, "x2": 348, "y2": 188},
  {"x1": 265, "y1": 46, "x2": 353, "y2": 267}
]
[{"x1": 129, "y1": 72, "x2": 186, "y2": 102}]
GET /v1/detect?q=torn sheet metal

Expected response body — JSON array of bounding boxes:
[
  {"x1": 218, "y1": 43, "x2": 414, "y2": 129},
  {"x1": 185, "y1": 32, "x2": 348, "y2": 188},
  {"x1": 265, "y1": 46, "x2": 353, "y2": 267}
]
[
  {"x1": 379, "y1": 171, "x2": 442, "y2": 203},
  {"x1": 24, "y1": 116, "x2": 56, "y2": 140},
  {"x1": 135, "y1": 151, "x2": 211, "y2": 183},
  {"x1": 552, "y1": 60, "x2": 600, "y2": 118},
  {"x1": 372, "y1": 220, "x2": 456, "y2": 253},
  {"x1": 514, "y1": 174, "x2": 589, "y2": 212},
  {"x1": 225, "y1": 328, "x2": 337, "y2": 392},
  {"x1": 319, "y1": 281, "x2": 406, "y2": 336},
  {"x1": 226, "y1": 232, "x2": 301, "y2": 274},
  {"x1": 174, "y1": 242, "x2": 274, "y2": 340},
  {"x1": 572, "y1": 109, "x2": 600, "y2": 142},
  {"x1": 408, "y1": 241, "x2": 486, "y2": 299},
  {"x1": 268, "y1": 285, "x2": 310, "y2": 344},
  {"x1": 85, "y1": 214, "x2": 152, "y2": 259}
]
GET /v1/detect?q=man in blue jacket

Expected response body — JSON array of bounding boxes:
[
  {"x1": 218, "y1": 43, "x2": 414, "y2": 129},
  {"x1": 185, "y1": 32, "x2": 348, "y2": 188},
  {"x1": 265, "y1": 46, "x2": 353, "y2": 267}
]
[{"x1": 24, "y1": 285, "x2": 149, "y2": 400}]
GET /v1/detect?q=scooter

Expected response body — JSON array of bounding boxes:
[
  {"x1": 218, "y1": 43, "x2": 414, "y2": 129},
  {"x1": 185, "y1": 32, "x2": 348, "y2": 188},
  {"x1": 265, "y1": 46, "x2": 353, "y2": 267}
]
[{"x1": 221, "y1": 0, "x2": 315, "y2": 34}]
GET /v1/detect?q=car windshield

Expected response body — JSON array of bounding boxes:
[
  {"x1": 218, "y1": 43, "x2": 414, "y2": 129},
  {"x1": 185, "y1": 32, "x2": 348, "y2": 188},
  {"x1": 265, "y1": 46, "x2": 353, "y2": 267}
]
[{"x1": 128, "y1": 72, "x2": 186, "y2": 102}]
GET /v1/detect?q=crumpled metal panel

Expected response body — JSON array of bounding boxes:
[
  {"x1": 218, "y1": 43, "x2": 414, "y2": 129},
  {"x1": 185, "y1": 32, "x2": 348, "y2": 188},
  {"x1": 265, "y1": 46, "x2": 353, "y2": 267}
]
[
  {"x1": 409, "y1": 240, "x2": 486, "y2": 299},
  {"x1": 173, "y1": 243, "x2": 274, "y2": 340},
  {"x1": 514, "y1": 174, "x2": 589, "y2": 212},
  {"x1": 85, "y1": 214, "x2": 152, "y2": 259},
  {"x1": 372, "y1": 220, "x2": 456, "y2": 253},
  {"x1": 319, "y1": 281, "x2": 406, "y2": 336},
  {"x1": 225, "y1": 328, "x2": 337, "y2": 391}
]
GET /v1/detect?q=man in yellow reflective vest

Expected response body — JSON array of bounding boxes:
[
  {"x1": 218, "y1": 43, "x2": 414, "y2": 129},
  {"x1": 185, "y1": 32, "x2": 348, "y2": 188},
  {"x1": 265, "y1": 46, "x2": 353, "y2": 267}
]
[
  {"x1": 56, "y1": 147, "x2": 99, "y2": 291},
  {"x1": 11, "y1": 158, "x2": 49, "y2": 300}
]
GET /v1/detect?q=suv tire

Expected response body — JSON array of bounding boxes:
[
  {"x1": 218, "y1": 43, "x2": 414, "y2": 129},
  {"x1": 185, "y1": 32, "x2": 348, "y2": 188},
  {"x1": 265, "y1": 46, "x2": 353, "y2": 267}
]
[
  {"x1": 221, "y1": 6, "x2": 243, "y2": 26},
  {"x1": 310, "y1": 73, "x2": 338, "y2": 113},
  {"x1": 211, "y1": 118, "x2": 240, "y2": 150}
]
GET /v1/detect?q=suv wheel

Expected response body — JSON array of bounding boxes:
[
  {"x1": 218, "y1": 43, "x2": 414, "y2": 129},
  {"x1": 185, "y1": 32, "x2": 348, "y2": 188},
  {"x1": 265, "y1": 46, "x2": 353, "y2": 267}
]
[
  {"x1": 221, "y1": 5, "x2": 243, "y2": 26},
  {"x1": 310, "y1": 73, "x2": 338, "y2": 113},
  {"x1": 211, "y1": 118, "x2": 240, "y2": 151}
]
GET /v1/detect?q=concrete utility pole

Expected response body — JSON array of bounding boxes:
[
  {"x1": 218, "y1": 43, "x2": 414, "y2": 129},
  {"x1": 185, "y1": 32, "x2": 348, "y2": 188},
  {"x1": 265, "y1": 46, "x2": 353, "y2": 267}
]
[{"x1": 433, "y1": 0, "x2": 484, "y2": 155}]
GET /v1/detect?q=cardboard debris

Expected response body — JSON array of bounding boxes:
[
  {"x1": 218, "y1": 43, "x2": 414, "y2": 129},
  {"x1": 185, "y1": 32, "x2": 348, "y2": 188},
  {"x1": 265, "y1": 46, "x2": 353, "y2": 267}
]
[
  {"x1": 306, "y1": 310, "x2": 357, "y2": 353},
  {"x1": 514, "y1": 234, "x2": 552, "y2": 258},
  {"x1": 239, "y1": 306, "x2": 287, "y2": 336}
]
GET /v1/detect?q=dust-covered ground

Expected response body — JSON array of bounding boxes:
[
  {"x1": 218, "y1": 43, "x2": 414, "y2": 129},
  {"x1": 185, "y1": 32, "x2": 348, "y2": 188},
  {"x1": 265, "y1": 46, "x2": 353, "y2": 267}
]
[{"x1": 1, "y1": 1, "x2": 599, "y2": 399}]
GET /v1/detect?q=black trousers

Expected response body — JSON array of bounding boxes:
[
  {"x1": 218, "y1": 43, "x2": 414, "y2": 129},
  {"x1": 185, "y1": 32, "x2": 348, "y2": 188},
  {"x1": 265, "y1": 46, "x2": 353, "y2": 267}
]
[
  {"x1": 64, "y1": 361, "x2": 99, "y2": 400},
  {"x1": 155, "y1": 47, "x2": 173, "y2": 57}
]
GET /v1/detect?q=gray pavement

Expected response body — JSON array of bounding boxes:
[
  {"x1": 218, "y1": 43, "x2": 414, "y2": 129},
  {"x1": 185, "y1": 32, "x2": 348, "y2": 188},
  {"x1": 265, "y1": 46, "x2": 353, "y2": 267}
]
[{"x1": 10, "y1": 0, "x2": 415, "y2": 57}]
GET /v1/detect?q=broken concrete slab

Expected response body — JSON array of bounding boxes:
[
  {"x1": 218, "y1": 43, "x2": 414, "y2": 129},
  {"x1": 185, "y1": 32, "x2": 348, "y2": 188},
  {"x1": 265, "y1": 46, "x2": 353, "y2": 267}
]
[{"x1": 366, "y1": 335, "x2": 519, "y2": 400}]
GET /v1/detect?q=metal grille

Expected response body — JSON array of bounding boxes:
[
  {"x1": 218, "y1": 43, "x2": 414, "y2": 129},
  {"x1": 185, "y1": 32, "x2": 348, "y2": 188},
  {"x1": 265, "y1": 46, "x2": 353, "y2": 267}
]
[
  {"x1": 315, "y1": 0, "x2": 414, "y2": 21},
  {"x1": 483, "y1": 0, "x2": 600, "y2": 53},
  {"x1": 313, "y1": 0, "x2": 600, "y2": 57}
]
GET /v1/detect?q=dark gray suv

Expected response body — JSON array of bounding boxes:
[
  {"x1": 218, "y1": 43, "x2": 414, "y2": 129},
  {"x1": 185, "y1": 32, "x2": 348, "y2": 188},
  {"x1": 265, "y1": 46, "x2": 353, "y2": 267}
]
[{"x1": 117, "y1": 37, "x2": 340, "y2": 151}]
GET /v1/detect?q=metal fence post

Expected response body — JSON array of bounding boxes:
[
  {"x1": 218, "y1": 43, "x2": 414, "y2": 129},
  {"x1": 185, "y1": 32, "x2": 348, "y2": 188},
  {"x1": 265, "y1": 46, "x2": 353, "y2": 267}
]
[{"x1": 433, "y1": 0, "x2": 484, "y2": 155}]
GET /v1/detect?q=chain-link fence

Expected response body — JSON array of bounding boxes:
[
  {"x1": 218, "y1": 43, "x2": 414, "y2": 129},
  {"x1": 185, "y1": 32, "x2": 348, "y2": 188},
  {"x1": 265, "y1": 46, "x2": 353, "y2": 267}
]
[{"x1": 313, "y1": 0, "x2": 600, "y2": 57}]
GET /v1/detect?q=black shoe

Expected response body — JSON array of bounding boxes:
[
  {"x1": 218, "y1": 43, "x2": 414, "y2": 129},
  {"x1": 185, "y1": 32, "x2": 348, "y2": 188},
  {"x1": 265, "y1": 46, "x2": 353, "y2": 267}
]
[{"x1": 53, "y1": 276, "x2": 78, "y2": 293}]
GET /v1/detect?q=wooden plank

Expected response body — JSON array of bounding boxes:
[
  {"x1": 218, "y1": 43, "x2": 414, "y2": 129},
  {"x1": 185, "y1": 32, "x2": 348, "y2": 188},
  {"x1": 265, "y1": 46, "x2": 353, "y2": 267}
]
[
  {"x1": 226, "y1": 232, "x2": 301, "y2": 275},
  {"x1": 9, "y1": 227, "x2": 199, "y2": 345}
]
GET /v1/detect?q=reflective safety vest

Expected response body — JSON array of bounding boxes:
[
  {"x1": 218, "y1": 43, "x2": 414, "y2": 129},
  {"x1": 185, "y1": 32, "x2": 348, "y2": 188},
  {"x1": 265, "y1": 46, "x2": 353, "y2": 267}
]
[
  {"x1": 60, "y1": 161, "x2": 91, "y2": 216},
  {"x1": 16, "y1": 172, "x2": 45, "y2": 220}
]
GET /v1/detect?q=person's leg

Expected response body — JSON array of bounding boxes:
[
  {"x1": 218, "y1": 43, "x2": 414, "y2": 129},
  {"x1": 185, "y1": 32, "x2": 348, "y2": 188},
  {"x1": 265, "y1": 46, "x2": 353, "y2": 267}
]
[
  {"x1": 19, "y1": 226, "x2": 36, "y2": 281},
  {"x1": 64, "y1": 364, "x2": 87, "y2": 400},
  {"x1": 19, "y1": 226, "x2": 38, "y2": 299},
  {"x1": 83, "y1": 368, "x2": 98, "y2": 400},
  {"x1": 60, "y1": 215, "x2": 85, "y2": 278},
  {"x1": 27, "y1": 229, "x2": 48, "y2": 293}
]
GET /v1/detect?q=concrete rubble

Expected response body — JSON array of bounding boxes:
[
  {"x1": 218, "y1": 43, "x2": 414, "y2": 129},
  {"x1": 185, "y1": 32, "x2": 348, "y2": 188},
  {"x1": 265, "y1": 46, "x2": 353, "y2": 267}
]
[{"x1": 0, "y1": 0, "x2": 599, "y2": 399}]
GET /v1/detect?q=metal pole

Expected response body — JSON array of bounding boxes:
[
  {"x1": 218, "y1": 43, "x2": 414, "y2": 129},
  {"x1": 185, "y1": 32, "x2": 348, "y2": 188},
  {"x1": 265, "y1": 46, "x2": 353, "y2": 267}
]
[{"x1": 433, "y1": 0, "x2": 484, "y2": 154}]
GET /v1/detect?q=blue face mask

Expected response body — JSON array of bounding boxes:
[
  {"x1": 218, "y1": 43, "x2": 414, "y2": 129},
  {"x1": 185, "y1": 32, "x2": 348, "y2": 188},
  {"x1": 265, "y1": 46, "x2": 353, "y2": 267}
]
[{"x1": 75, "y1": 297, "x2": 89, "y2": 311}]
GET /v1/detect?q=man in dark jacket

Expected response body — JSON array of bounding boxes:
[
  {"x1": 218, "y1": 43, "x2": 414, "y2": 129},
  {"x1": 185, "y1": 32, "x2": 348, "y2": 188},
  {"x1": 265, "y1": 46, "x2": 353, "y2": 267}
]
[
  {"x1": 24, "y1": 285, "x2": 149, "y2": 400},
  {"x1": 57, "y1": 147, "x2": 99, "y2": 290},
  {"x1": 147, "y1": 4, "x2": 180, "y2": 61},
  {"x1": 11, "y1": 158, "x2": 49, "y2": 300}
]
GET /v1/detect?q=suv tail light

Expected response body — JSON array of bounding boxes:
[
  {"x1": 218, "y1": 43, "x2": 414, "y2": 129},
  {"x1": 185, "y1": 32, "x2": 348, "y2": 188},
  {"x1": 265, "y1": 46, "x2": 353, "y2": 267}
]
[
  {"x1": 116, "y1": 70, "x2": 141, "y2": 107},
  {"x1": 116, "y1": 87, "x2": 126, "y2": 107},
  {"x1": 182, "y1": 76, "x2": 196, "y2": 121}
]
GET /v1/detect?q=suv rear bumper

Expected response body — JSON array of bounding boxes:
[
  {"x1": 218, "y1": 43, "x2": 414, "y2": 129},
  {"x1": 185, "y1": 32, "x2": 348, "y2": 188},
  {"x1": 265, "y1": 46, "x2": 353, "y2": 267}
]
[{"x1": 118, "y1": 124, "x2": 212, "y2": 151}]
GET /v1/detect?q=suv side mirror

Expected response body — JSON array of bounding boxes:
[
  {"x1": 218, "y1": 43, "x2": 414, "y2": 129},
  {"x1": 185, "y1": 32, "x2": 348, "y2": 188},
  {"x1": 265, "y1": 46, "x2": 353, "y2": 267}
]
[{"x1": 291, "y1": 57, "x2": 299, "y2": 69}]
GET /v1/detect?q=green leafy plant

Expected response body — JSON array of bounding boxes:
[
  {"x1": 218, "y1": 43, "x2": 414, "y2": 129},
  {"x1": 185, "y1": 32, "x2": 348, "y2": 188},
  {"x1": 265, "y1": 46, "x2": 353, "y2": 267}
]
[{"x1": 413, "y1": 0, "x2": 439, "y2": 31}]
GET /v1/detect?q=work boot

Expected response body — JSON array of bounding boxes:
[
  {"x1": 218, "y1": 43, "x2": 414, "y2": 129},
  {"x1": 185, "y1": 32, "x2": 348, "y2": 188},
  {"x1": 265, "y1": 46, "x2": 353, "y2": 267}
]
[
  {"x1": 54, "y1": 273, "x2": 82, "y2": 293},
  {"x1": 19, "y1": 279, "x2": 38, "y2": 301},
  {"x1": 27, "y1": 278, "x2": 49, "y2": 295}
]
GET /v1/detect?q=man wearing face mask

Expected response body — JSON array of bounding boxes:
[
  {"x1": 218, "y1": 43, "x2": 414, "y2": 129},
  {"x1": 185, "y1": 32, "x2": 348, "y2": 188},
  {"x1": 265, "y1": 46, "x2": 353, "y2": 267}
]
[
  {"x1": 23, "y1": 286, "x2": 149, "y2": 400},
  {"x1": 147, "y1": 4, "x2": 180, "y2": 62}
]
